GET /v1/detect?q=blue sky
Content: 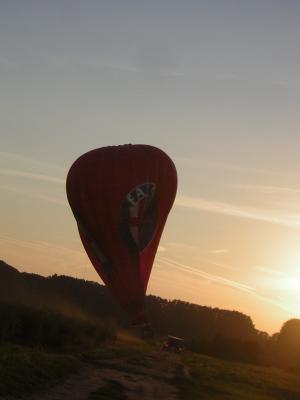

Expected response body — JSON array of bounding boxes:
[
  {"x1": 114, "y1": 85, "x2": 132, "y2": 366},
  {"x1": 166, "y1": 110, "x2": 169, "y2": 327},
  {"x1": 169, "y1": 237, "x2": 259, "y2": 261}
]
[{"x1": 1, "y1": 1, "x2": 300, "y2": 333}]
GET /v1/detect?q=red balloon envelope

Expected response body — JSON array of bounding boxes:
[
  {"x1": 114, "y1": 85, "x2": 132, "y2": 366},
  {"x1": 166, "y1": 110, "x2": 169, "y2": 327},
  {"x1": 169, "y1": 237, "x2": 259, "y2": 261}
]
[{"x1": 66, "y1": 144, "x2": 177, "y2": 324}]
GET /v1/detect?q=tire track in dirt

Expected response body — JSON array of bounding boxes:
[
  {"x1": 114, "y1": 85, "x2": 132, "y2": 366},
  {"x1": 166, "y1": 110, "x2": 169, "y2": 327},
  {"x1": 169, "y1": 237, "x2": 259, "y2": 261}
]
[{"x1": 5, "y1": 351, "x2": 180, "y2": 400}]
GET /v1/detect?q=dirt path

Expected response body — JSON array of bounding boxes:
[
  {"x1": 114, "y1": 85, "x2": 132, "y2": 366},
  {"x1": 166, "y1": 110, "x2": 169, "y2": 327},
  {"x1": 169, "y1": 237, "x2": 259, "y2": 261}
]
[{"x1": 6, "y1": 351, "x2": 180, "y2": 400}]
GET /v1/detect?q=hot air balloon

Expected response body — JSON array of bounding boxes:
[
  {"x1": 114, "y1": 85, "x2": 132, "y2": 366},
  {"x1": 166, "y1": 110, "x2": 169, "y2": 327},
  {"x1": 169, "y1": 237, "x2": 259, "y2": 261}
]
[{"x1": 66, "y1": 144, "x2": 177, "y2": 324}]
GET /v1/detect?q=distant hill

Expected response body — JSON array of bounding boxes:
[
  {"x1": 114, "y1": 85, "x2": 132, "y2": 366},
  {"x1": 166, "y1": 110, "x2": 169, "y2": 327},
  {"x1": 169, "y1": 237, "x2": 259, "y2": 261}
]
[
  {"x1": 0, "y1": 260, "x2": 19, "y2": 274},
  {"x1": 2, "y1": 259, "x2": 300, "y2": 370},
  {"x1": 0, "y1": 259, "x2": 258, "y2": 340},
  {"x1": 0, "y1": 259, "x2": 124, "y2": 323}
]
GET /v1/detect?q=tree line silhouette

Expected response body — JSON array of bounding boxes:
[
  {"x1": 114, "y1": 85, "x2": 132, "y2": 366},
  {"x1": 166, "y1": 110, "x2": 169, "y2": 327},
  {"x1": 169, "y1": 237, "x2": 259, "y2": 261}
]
[{"x1": 1, "y1": 260, "x2": 299, "y2": 372}]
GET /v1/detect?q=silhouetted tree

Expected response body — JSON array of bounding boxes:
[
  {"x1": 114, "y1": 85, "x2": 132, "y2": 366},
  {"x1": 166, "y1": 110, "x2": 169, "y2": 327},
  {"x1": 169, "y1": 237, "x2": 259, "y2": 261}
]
[{"x1": 276, "y1": 319, "x2": 300, "y2": 371}]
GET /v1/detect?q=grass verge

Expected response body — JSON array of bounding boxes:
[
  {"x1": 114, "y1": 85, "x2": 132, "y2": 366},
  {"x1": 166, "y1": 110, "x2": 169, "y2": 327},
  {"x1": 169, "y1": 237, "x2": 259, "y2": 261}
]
[{"x1": 176, "y1": 352, "x2": 300, "y2": 400}]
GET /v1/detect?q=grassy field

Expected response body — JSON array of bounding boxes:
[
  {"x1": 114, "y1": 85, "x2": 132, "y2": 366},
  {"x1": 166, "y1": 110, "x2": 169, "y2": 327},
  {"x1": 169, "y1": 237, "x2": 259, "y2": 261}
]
[
  {"x1": 0, "y1": 343, "x2": 81, "y2": 397},
  {"x1": 1, "y1": 334, "x2": 300, "y2": 399},
  {"x1": 178, "y1": 352, "x2": 300, "y2": 400},
  {"x1": 0, "y1": 331, "x2": 151, "y2": 398}
]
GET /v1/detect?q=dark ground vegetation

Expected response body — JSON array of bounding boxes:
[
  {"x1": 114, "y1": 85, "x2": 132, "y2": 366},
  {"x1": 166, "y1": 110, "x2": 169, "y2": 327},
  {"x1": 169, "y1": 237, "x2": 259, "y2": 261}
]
[{"x1": 1, "y1": 259, "x2": 300, "y2": 399}]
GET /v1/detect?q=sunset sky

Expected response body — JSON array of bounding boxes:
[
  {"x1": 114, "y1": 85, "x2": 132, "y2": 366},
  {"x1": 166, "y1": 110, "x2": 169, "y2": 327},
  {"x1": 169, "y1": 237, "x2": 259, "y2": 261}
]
[{"x1": 1, "y1": 1, "x2": 300, "y2": 334}]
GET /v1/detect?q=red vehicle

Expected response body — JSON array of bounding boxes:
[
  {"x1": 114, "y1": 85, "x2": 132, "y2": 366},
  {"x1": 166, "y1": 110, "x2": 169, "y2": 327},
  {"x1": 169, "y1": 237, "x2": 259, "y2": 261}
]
[{"x1": 162, "y1": 336, "x2": 185, "y2": 353}]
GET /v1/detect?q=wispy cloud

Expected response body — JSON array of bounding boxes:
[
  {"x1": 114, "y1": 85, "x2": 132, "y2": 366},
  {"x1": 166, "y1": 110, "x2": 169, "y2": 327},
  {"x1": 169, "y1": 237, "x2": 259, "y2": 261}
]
[
  {"x1": 252, "y1": 292, "x2": 300, "y2": 316},
  {"x1": 0, "y1": 236, "x2": 83, "y2": 257},
  {"x1": 158, "y1": 255, "x2": 300, "y2": 317},
  {"x1": 42, "y1": 52, "x2": 238, "y2": 82},
  {"x1": 0, "y1": 153, "x2": 67, "y2": 204},
  {"x1": 175, "y1": 195, "x2": 300, "y2": 229},
  {"x1": 200, "y1": 258, "x2": 236, "y2": 271},
  {"x1": 267, "y1": 74, "x2": 300, "y2": 88},
  {"x1": 100, "y1": 62, "x2": 238, "y2": 82},
  {"x1": 210, "y1": 249, "x2": 229, "y2": 254},
  {"x1": 42, "y1": 51, "x2": 300, "y2": 88},
  {"x1": 158, "y1": 255, "x2": 255, "y2": 294},
  {"x1": 0, "y1": 235, "x2": 89, "y2": 275},
  {"x1": 0, "y1": 168, "x2": 65, "y2": 184},
  {"x1": 175, "y1": 156, "x2": 296, "y2": 178},
  {"x1": 255, "y1": 266, "x2": 284, "y2": 276},
  {"x1": 0, "y1": 151, "x2": 66, "y2": 172},
  {"x1": 0, "y1": 184, "x2": 67, "y2": 206},
  {"x1": 35, "y1": 194, "x2": 67, "y2": 206},
  {"x1": 165, "y1": 242, "x2": 202, "y2": 252},
  {"x1": 231, "y1": 183, "x2": 300, "y2": 195}
]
